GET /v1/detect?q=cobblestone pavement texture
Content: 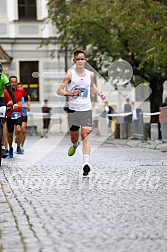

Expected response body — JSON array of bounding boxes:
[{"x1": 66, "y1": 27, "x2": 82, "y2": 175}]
[{"x1": 0, "y1": 134, "x2": 167, "y2": 252}]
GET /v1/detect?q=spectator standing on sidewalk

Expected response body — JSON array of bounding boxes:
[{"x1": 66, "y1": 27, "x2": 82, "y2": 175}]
[
  {"x1": 41, "y1": 99, "x2": 52, "y2": 138},
  {"x1": 159, "y1": 96, "x2": 167, "y2": 139},
  {"x1": 104, "y1": 101, "x2": 114, "y2": 136},
  {"x1": 131, "y1": 101, "x2": 138, "y2": 121},
  {"x1": 123, "y1": 98, "x2": 132, "y2": 138},
  {"x1": 4, "y1": 76, "x2": 29, "y2": 158},
  {"x1": 108, "y1": 103, "x2": 115, "y2": 136},
  {"x1": 57, "y1": 49, "x2": 105, "y2": 176},
  {"x1": 161, "y1": 96, "x2": 167, "y2": 107}
]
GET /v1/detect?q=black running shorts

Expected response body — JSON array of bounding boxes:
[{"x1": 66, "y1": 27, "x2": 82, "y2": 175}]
[
  {"x1": 7, "y1": 117, "x2": 22, "y2": 133},
  {"x1": 22, "y1": 116, "x2": 28, "y2": 123}
]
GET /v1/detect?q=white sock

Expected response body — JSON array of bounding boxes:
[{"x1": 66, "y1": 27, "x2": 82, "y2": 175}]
[
  {"x1": 83, "y1": 154, "x2": 90, "y2": 163},
  {"x1": 73, "y1": 142, "x2": 78, "y2": 148}
]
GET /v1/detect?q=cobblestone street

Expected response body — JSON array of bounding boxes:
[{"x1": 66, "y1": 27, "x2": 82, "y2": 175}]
[{"x1": 0, "y1": 135, "x2": 167, "y2": 252}]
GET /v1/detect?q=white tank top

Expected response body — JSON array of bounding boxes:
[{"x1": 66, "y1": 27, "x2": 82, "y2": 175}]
[{"x1": 67, "y1": 69, "x2": 92, "y2": 111}]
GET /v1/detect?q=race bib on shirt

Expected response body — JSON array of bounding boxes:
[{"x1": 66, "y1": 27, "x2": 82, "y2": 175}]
[
  {"x1": 11, "y1": 112, "x2": 21, "y2": 119},
  {"x1": 72, "y1": 86, "x2": 88, "y2": 99},
  {"x1": 79, "y1": 88, "x2": 88, "y2": 98}
]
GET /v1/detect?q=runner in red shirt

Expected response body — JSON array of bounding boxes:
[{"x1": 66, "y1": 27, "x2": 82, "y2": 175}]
[{"x1": 4, "y1": 76, "x2": 29, "y2": 158}]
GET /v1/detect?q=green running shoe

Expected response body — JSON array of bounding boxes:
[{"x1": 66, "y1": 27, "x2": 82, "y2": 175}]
[{"x1": 68, "y1": 142, "x2": 79, "y2": 156}]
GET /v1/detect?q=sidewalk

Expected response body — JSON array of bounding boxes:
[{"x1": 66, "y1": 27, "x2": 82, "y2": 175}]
[
  {"x1": 90, "y1": 134, "x2": 167, "y2": 152},
  {"x1": 23, "y1": 133, "x2": 167, "y2": 154}
]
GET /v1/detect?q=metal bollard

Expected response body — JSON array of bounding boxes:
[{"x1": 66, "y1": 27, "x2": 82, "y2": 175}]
[{"x1": 150, "y1": 123, "x2": 159, "y2": 141}]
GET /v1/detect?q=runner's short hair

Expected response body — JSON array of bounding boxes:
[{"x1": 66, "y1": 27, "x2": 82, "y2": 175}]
[
  {"x1": 9, "y1": 76, "x2": 18, "y2": 82},
  {"x1": 73, "y1": 49, "x2": 86, "y2": 57}
]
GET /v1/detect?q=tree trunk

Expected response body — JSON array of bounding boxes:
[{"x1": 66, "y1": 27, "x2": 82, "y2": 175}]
[{"x1": 149, "y1": 78, "x2": 163, "y2": 123}]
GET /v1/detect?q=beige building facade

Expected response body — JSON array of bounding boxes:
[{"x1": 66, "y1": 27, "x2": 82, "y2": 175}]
[{"x1": 0, "y1": 0, "x2": 69, "y2": 109}]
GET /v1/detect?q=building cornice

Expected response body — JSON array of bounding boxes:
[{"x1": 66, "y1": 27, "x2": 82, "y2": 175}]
[
  {"x1": 0, "y1": 45, "x2": 13, "y2": 63},
  {"x1": 0, "y1": 38, "x2": 56, "y2": 44}
]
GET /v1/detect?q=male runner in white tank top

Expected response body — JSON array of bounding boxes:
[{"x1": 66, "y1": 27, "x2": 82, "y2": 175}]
[{"x1": 57, "y1": 49, "x2": 105, "y2": 176}]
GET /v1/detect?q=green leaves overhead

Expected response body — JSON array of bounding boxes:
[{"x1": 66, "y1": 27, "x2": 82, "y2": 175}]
[{"x1": 47, "y1": 0, "x2": 167, "y2": 80}]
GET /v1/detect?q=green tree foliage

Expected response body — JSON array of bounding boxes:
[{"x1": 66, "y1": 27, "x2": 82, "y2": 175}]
[{"x1": 47, "y1": 0, "x2": 167, "y2": 121}]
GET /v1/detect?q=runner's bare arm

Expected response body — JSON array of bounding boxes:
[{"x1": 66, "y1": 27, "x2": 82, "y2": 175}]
[
  {"x1": 25, "y1": 95, "x2": 31, "y2": 112},
  {"x1": 90, "y1": 72, "x2": 106, "y2": 100},
  {"x1": 57, "y1": 72, "x2": 79, "y2": 97}
]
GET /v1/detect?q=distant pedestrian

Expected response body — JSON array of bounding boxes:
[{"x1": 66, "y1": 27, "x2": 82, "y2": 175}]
[
  {"x1": 161, "y1": 96, "x2": 167, "y2": 107},
  {"x1": 104, "y1": 101, "x2": 114, "y2": 135},
  {"x1": 123, "y1": 98, "x2": 132, "y2": 123},
  {"x1": 41, "y1": 99, "x2": 52, "y2": 137},
  {"x1": 159, "y1": 96, "x2": 167, "y2": 139},
  {"x1": 123, "y1": 98, "x2": 132, "y2": 138},
  {"x1": 131, "y1": 101, "x2": 138, "y2": 121},
  {"x1": 108, "y1": 104, "x2": 114, "y2": 135}
]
